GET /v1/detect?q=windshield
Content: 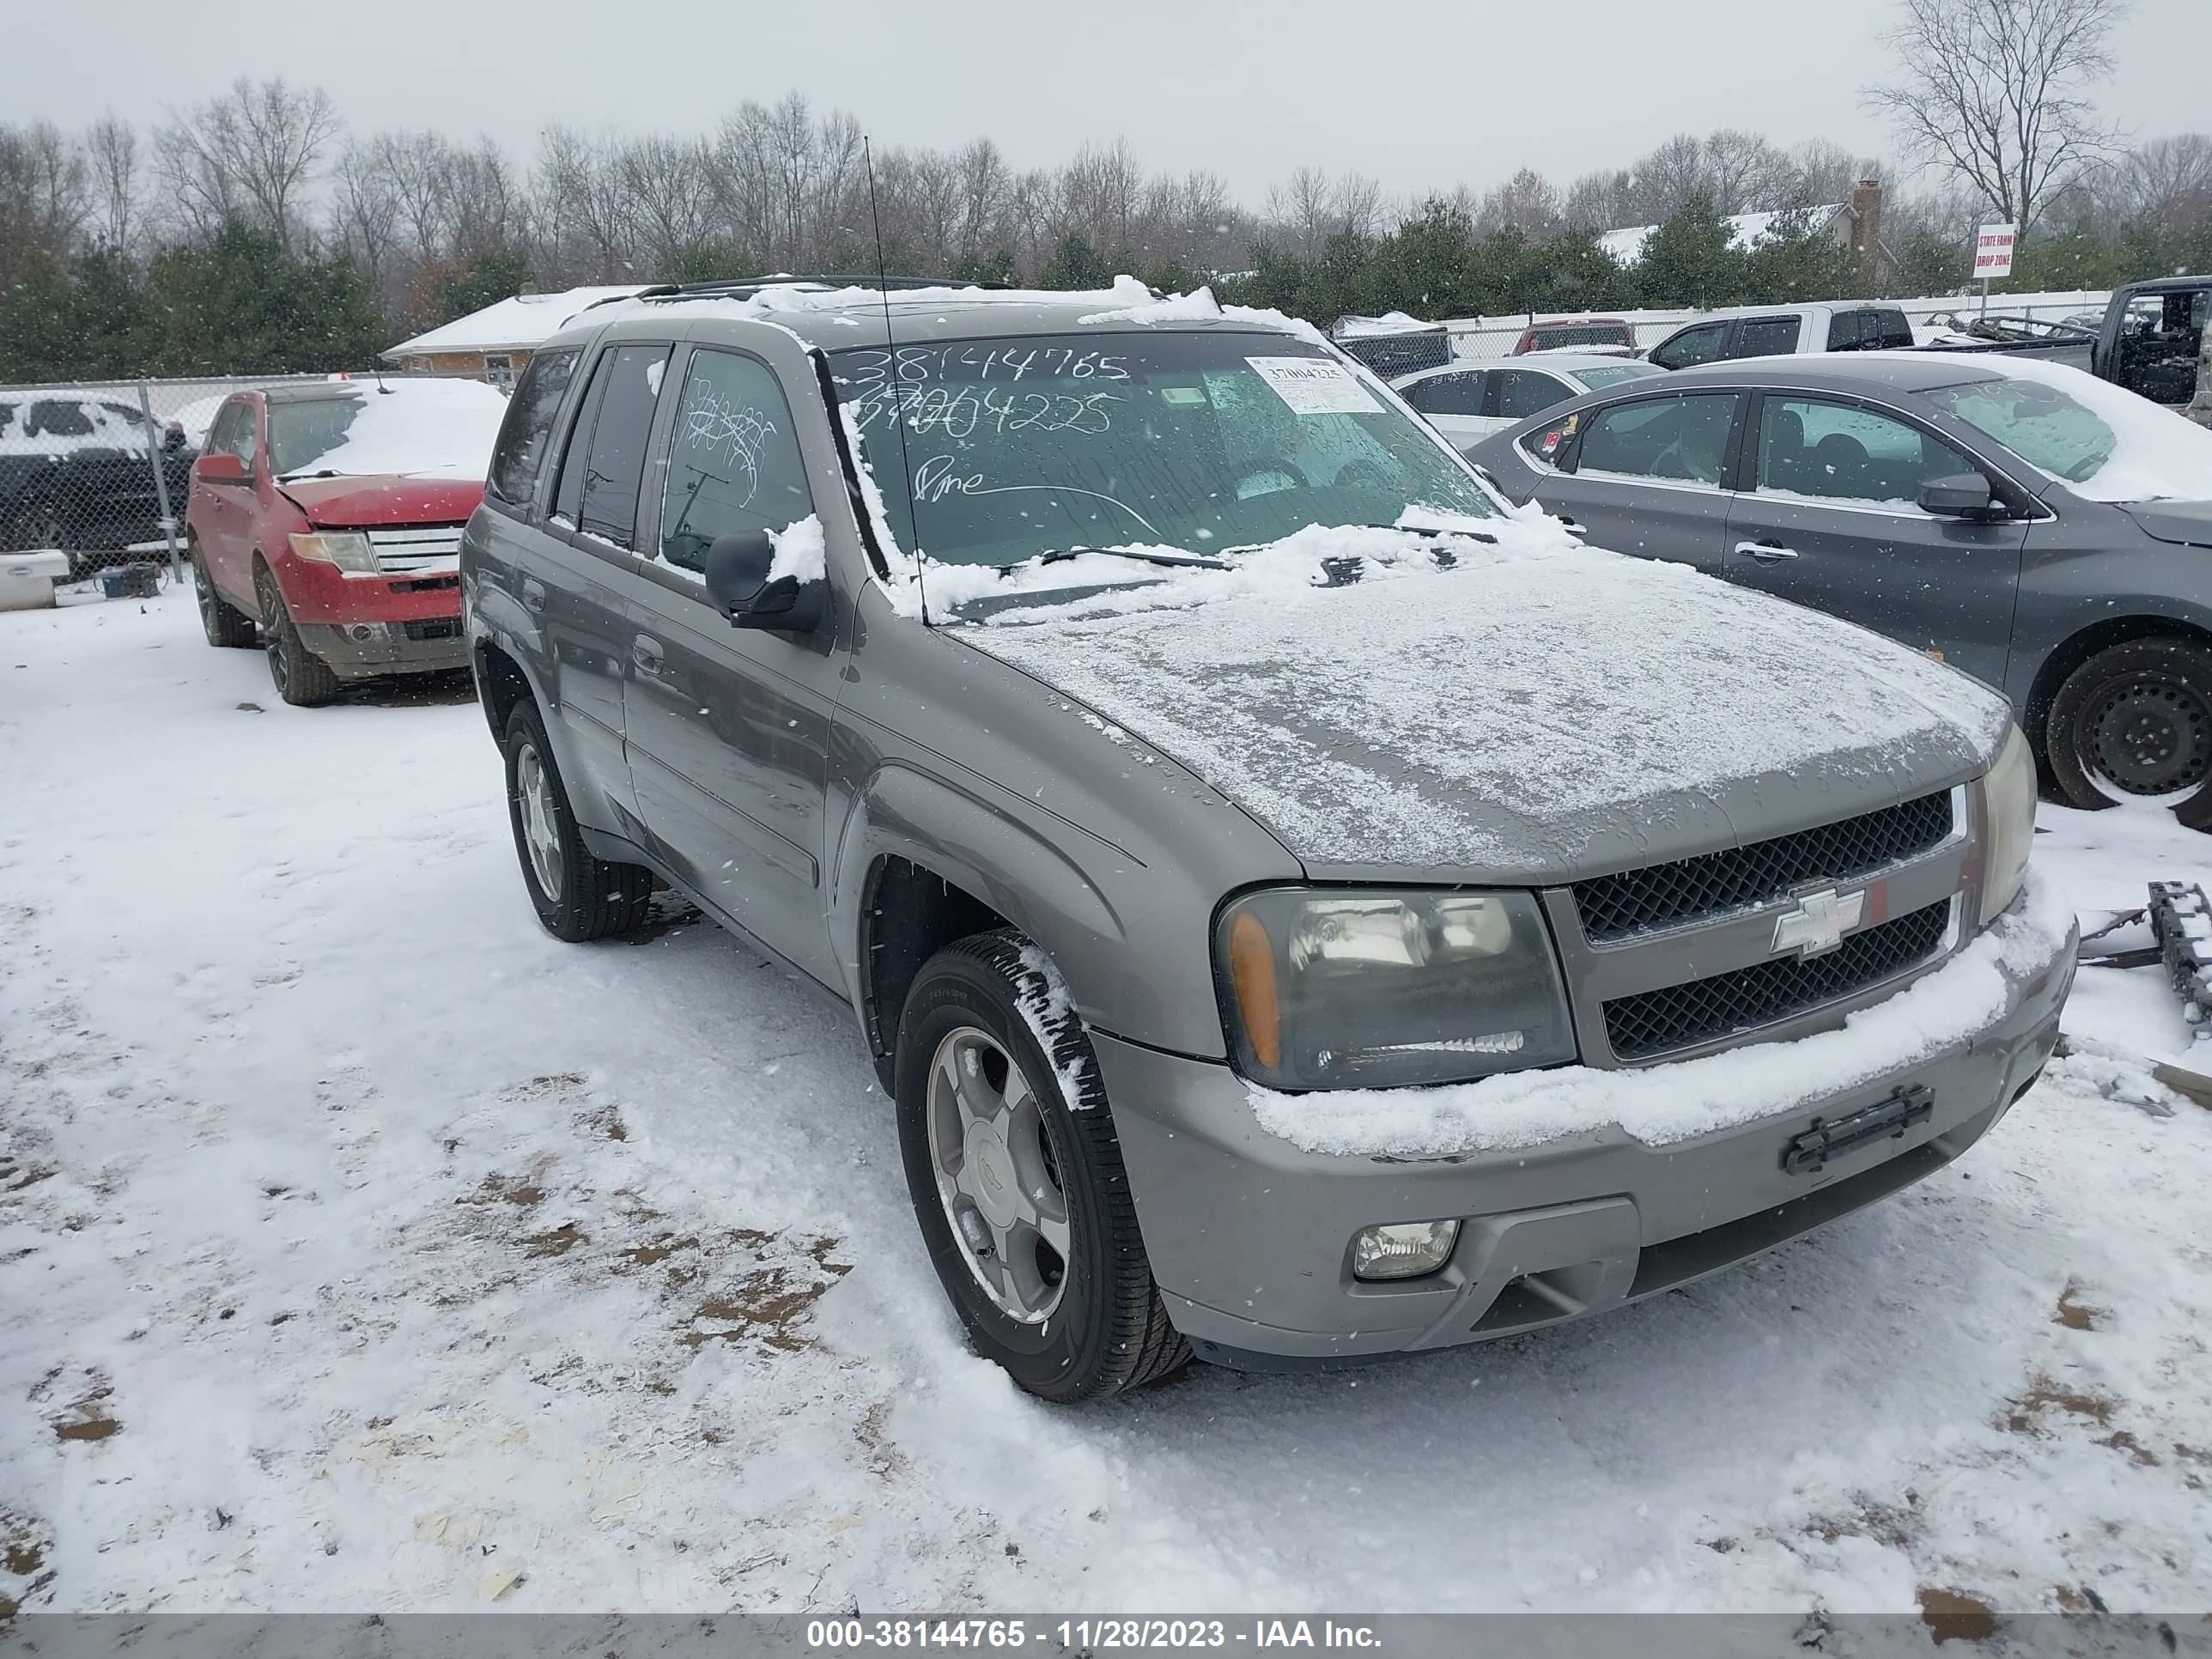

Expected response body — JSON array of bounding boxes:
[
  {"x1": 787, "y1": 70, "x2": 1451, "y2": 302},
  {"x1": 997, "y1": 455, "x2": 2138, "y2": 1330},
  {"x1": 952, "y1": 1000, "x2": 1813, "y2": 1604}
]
[
  {"x1": 828, "y1": 331, "x2": 1496, "y2": 567},
  {"x1": 270, "y1": 380, "x2": 510, "y2": 481},
  {"x1": 1921, "y1": 362, "x2": 2212, "y2": 502},
  {"x1": 1570, "y1": 363, "x2": 1662, "y2": 391}
]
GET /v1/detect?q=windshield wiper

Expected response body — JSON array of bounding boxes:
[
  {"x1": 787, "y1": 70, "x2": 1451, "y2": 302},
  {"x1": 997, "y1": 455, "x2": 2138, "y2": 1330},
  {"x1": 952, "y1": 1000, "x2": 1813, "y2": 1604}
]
[
  {"x1": 1032, "y1": 546, "x2": 1230, "y2": 570},
  {"x1": 278, "y1": 469, "x2": 341, "y2": 482}
]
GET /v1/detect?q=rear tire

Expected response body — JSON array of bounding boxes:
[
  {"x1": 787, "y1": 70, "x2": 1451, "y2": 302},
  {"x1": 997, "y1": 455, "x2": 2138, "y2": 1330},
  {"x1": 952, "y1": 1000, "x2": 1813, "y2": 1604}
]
[
  {"x1": 192, "y1": 543, "x2": 256, "y2": 647},
  {"x1": 501, "y1": 699, "x2": 653, "y2": 942},
  {"x1": 254, "y1": 564, "x2": 340, "y2": 707},
  {"x1": 2044, "y1": 638, "x2": 2212, "y2": 830},
  {"x1": 894, "y1": 930, "x2": 1190, "y2": 1402}
]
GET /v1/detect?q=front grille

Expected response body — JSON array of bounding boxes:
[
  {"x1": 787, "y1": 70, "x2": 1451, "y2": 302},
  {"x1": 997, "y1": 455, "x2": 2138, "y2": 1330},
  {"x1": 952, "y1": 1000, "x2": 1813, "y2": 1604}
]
[
  {"x1": 401, "y1": 617, "x2": 460, "y2": 641},
  {"x1": 1602, "y1": 899, "x2": 1953, "y2": 1061},
  {"x1": 366, "y1": 525, "x2": 465, "y2": 572},
  {"x1": 1573, "y1": 791, "x2": 1954, "y2": 942}
]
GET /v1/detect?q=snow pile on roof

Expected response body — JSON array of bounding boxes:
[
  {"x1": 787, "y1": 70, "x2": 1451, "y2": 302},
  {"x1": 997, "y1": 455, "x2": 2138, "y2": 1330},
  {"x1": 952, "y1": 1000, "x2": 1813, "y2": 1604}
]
[
  {"x1": 383, "y1": 285, "x2": 647, "y2": 361},
  {"x1": 277, "y1": 380, "x2": 511, "y2": 481},
  {"x1": 1077, "y1": 284, "x2": 1227, "y2": 325},
  {"x1": 944, "y1": 511, "x2": 2014, "y2": 872},
  {"x1": 1333, "y1": 312, "x2": 1447, "y2": 339},
  {"x1": 1252, "y1": 867, "x2": 2074, "y2": 1159},
  {"x1": 1601, "y1": 204, "x2": 1844, "y2": 266}
]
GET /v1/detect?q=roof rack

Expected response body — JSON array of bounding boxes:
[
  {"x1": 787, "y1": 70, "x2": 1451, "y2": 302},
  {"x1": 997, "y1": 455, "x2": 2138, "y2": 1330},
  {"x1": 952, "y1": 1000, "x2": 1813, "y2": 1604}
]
[{"x1": 608, "y1": 274, "x2": 1006, "y2": 307}]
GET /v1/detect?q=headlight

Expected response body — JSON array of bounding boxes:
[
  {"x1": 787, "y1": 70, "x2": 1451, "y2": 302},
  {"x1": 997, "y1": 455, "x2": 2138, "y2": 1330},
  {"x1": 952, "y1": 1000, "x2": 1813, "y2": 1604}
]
[
  {"x1": 289, "y1": 531, "x2": 379, "y2": 574},
  {"x1": 1978, "y1": 724, "x2": 2036, "y2": 927},
  {"x1": 1216, "y1": 887, "x2": 1576, "y2": 1091}
]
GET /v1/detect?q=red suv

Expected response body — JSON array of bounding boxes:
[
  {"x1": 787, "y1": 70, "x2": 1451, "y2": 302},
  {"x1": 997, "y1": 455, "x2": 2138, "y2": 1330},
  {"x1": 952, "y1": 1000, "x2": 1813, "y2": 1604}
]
[{"x1": 185, "y1": 379, "x2": 510, "y2": 704}]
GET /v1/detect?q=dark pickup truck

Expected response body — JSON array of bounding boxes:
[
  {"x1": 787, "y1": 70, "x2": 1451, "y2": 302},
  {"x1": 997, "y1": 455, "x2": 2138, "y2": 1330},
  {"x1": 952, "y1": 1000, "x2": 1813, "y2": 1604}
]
[{"x1": 1924, "y1": 276, "x2": 2208, "y2": 408}]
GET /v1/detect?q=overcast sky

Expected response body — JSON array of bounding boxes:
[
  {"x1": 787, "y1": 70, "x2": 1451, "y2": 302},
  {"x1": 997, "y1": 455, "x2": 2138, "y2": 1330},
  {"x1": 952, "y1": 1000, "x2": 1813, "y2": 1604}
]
[{"x1": 5, "y1": 0, "x2": 2204, "y2": 206}]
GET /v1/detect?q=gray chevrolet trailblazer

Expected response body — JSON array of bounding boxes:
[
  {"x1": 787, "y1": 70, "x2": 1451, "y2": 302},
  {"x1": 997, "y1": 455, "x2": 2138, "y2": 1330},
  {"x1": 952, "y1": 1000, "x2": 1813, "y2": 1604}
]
[{"x1": 459, "y1": 278, "x2": 2076, "y2": 1401}]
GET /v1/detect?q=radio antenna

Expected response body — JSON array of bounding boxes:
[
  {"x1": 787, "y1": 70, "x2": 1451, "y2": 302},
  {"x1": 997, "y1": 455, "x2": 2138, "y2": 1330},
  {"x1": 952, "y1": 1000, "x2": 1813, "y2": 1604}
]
[{"x1": 862, "y1": 135, "x2": 930, "y2": 627}]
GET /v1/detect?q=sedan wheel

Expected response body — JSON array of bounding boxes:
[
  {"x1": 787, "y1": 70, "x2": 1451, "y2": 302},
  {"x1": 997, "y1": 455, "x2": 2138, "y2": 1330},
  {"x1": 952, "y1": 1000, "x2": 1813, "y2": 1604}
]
[{"x1": 2045, "y1": 637, "x2": 2212, "y2": 829}]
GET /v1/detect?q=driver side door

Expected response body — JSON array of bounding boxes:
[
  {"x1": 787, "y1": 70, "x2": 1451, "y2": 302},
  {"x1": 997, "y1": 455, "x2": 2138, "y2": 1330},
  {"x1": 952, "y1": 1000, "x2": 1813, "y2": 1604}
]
[{"x1": 1720, "y1": 392, "x2": 2027, "y2": 687}]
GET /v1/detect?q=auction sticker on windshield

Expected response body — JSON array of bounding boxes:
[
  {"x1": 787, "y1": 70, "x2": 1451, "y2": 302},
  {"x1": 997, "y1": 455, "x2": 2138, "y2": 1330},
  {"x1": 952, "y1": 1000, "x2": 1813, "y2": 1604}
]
[{"x1": 1246, "y1": 356, "x2": 1382, "y2": 416}]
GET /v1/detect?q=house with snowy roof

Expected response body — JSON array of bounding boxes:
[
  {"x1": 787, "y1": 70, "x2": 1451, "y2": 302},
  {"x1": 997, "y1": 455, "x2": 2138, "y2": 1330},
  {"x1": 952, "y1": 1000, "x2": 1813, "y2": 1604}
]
[
  {"x1": 1601, "y1": 181, "x2": 1894, "y2": 286},
  {"x1": 381, "y1": 284, "x2": 647, "y2": 388}
]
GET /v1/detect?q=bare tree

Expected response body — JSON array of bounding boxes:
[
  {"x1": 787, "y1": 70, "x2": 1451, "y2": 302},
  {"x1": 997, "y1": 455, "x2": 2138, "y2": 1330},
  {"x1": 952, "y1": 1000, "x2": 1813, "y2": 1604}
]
[
  {"x1": 2115, "y1": 132, "x2": 2212, "y2": 227},
  {"x1": 1265, "y1": 166, "x2": 1383, "y2": 255},
  {"x1": 0, "y1": 121, "x2": 88, "y2": 284},
  {"x1": 1864, "y1": 0, "x2": 2125, "y2": 233},
  {"x1": 156, "y1": 77, "x2": 342, "y2": 247},
  {"x1": 83, "y1": 116, "x2": 141, "y2": 253},
  {"x1": 1476, "y1": 167, "x2": 1561, "y2": 234}
]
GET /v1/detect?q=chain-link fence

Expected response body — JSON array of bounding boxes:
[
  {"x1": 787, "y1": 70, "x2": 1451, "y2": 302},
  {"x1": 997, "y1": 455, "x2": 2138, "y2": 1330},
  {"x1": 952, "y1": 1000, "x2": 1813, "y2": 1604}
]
[{"x1": 0, "y1": 373, "x2": 466, "y2": 592}]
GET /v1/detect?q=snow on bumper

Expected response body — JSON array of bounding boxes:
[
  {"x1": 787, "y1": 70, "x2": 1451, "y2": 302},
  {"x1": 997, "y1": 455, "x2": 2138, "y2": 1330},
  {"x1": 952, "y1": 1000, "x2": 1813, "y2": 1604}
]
[
  {"x1": 1250, "y1": 867, "x2": 2078, "y2": 1162},
  {"x1": 1097, "y1": 870, "x2": 2075, "y2": 1364}
]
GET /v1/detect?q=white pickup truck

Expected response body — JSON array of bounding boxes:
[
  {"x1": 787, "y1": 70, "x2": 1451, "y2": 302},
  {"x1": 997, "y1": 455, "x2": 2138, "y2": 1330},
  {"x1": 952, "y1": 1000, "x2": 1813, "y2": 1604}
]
[{"x1": 1645, "y1": 303, "x2": 1917, "y2": 370}]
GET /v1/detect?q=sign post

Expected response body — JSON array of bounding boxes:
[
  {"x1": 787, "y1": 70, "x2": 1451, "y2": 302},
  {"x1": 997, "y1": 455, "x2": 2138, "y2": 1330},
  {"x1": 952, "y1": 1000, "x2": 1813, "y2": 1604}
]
[{"x1": 1972, "y1": 222, "x2": 2017, "y2": 318}]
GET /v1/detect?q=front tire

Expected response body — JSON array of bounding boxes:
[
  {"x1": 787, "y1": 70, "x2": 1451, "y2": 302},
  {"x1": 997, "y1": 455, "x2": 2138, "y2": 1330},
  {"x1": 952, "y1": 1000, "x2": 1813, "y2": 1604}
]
[
  {"x1": 501, "y1": 699, "x2": 653, "y2": 941},
  {"x1": 192, "y1": 544, "x2": 256, "y2": 647},
  {"x1": 894, "y1": 930, "x2": 1190, "y2": 1402},
  {"x1": 2044, "y1": 638, "x2": 2212, "y2": 830},
  {"x1": 254, "y1": 564, "x2": 340, "y2": 707}
]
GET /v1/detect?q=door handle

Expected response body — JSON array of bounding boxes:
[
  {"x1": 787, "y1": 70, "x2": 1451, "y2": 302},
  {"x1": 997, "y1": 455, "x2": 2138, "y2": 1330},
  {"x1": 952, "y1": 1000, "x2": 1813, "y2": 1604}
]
[
  {"x1": 521, "y1": 578, "x2": 546, "y2": 614},
  {"x1": 1735, "y1": 539, "x2": 1799, "y2": 562},
  {"x1": 1553, "y1": 513, "x2": 1582, "y2": 531},
  {"x1": 630, "y1": 635, "x2": 664, "y2": 675}
]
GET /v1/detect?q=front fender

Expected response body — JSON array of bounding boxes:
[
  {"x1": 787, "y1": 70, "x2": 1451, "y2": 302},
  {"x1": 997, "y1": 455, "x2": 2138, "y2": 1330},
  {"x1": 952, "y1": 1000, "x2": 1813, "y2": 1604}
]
[{"x1": 830, "y1": 760, "x2": 1128, "y2": 1012}]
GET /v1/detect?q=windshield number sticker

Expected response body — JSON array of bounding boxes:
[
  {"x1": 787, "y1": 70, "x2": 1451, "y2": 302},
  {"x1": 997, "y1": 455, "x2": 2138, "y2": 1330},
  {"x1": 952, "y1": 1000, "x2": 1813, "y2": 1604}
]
[{"x1": 1246, "y1": 357, "x2": 1382, "y2": 416}]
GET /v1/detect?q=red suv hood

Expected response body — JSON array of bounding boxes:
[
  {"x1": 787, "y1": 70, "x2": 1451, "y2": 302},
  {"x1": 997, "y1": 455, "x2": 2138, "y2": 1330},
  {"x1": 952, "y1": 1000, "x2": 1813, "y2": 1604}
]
[{"x1": 278, "y1": 475, "x2": 484, "y2": 526}]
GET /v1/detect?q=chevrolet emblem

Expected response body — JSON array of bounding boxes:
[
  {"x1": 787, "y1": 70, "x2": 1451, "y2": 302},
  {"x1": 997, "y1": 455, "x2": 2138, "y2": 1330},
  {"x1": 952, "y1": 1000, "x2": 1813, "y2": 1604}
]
[{"x1": 1771, "y1": 888, "x2": 1865, "y2": 959}]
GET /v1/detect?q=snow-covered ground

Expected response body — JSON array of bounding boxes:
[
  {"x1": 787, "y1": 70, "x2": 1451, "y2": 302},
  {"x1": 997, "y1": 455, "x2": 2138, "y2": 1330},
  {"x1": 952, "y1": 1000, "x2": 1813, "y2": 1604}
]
[{"x1": 3, "y1": 586, "x2": 2210, "y2": 1620}]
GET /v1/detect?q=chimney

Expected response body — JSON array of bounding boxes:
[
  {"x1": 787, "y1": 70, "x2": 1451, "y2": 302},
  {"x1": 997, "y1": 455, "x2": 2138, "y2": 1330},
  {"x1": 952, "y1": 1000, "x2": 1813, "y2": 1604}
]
[{"x1": 1850, "y1": 179, "x2": 1884, "y2": 288}]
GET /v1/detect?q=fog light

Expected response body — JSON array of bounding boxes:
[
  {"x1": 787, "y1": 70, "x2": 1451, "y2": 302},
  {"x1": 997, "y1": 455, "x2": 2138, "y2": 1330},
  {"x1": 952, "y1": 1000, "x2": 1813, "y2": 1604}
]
[{"x1": 1351, "y1": 1219, "x2": 1461, "y2": 1281}]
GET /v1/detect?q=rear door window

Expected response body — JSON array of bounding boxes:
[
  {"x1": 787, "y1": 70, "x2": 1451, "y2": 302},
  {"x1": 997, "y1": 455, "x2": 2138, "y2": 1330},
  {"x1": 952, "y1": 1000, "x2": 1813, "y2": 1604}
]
[
  {"x1": 1735, "y1": 316, "x2": 1802, "y2": 359},
  {"x1": 1826, "y1": 311, "x2": 1866, "y2": 351},
  {"x1": 555, "y1": 343, "x2": 672, "y2": 547},
  {"x1": 1493, "y1": 369, "x2": 1571, "y2": 421},
  {"x1": 1401, "y1": 371, "x2": 1486, "y2": 416},
  {"x1": 1573, "y1": 394, "x2": 1740, "y2": 486},
  {"x1": 1650, "y1": 323, "x2": 1729, "y2": 370},
  {"x1": 657, "y1": 349, "x2": 815, "y2": 574},
  {"x1": 1870, "y1": 309, "x2": 1915, "y2": 349},
  {"x1": 488, "y1": 347, "x2": 581, "y2": 509}
]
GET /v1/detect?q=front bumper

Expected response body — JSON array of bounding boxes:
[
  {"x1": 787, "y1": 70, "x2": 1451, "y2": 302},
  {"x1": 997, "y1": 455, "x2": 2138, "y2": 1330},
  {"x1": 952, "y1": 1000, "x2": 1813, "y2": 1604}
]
[
  {"x1": 1099, "y1": 889, "x2": 2076, "y2": 1368},
  {"x1": 298, "y1": 619, "x2": 469, "y2": 678}
]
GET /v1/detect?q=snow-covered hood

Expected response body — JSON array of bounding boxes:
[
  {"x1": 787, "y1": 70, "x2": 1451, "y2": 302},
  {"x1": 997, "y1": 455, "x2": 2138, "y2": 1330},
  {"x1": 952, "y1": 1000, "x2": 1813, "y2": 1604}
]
[
  {"x1": 950, "y1": 516, "x2": 2014, "y2": 880},
  {"x1": 279, "y1": 475, "x2": 484, "y2": 528}
]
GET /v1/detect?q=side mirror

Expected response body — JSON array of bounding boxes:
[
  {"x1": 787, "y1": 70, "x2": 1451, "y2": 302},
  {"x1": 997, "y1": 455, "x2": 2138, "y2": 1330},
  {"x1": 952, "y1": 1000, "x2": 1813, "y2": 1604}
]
[
  {"x1": 193, "y1": 453, "x2": 246, "y2": 484},
  {"x1": 1917, "y1": 472, "x2": 1997, "y2": 519},
  {"x1": 703, "y1": 529, "x2": 824, "y2": 635}
]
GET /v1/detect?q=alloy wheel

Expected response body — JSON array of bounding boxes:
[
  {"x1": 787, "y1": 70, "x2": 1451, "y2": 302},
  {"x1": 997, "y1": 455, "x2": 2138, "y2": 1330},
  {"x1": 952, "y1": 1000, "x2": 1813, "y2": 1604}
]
[
  {"x1": 925, "y1": 1024, "x2": 1071, "y2": 1324},
  {"x1": 514, "y1": 740, "x2": 565, "y2": 902}
]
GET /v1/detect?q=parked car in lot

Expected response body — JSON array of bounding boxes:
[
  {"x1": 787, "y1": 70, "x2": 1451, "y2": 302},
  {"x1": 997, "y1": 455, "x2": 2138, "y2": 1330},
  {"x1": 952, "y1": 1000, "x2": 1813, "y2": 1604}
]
[
  {"x1": 1512, "y1": 316, "x2": 1637, "y2": 356},
  {"x1": 1467, "y1": 352, "x2": 2212, "y2": 825},
  {"x1": 1393, "y1": 355, "x2": 1664, "y2": 450},
  {"x1": 463, "y1": 278, "x2": 2070, "y2": 1401},
  {"x1": 185, "y1": 378, "x2": 510, "y2": 704},
  {"x1": 1646, "y1": 303, "x2": 1917, "y2": 370},
  {"x1": 0, "y1": 392, "x2": 193, "y2": 568},
  {"x1": 1923, "y1": 277, "x2": 2209, "y2": 408}
]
